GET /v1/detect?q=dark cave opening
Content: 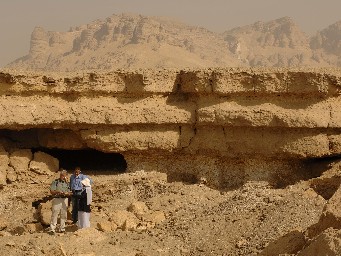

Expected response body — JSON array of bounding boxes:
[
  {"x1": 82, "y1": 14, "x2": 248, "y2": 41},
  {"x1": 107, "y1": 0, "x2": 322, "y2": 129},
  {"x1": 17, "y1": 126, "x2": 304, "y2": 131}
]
[
  {"x1": 0, "y1": 128, "x2": 127, "y2": 174},
  {"x1": 34, "y1": 148, "x2": 127, "y2": 174}
]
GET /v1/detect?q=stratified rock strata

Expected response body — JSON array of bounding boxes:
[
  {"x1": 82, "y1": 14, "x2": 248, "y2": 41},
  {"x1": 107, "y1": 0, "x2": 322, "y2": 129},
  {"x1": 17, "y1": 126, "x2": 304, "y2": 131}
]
[{"x1": 0, "y1": 68, "x2": 340, "y2": 188}]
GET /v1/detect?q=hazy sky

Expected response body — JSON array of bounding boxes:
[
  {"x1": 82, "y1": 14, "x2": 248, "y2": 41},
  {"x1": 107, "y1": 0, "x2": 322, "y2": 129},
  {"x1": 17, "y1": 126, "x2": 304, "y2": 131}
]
[{"x1": 1, "y1": 0, "x2": 340, "y2": 67}]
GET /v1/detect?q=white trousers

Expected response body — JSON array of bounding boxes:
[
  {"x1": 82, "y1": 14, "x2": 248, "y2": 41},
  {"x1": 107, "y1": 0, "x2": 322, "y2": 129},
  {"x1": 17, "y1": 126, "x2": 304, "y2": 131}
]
[
  {"x1": 50, "y1": 198, "x2": 68, "y2": 232},
  {"x1": 78, "y1": 211, "x2": 90, "y2": 229}
]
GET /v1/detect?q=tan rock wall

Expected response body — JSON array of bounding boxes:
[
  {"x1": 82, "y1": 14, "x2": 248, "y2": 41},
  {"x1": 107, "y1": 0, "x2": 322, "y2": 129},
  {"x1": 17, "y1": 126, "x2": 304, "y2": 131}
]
[
  {"x1": 0, "y1": 68, "x2": 340, "y2": 188},
  {"x1": 123, "y1": 153, "x2": 310, "y2": 189}
]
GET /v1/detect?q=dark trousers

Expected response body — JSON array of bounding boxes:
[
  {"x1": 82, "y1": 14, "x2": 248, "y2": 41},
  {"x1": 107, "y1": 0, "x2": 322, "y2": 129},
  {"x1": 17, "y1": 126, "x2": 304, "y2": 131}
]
[{"x1": 71, "y1": 190, "x2": 82, "y2": 222}]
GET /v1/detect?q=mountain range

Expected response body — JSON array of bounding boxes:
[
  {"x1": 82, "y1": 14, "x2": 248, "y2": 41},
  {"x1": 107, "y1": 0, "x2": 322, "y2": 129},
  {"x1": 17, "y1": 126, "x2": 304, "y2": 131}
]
[{"x1": 6, "y1": 13, "x2": 341, "y2": 71}]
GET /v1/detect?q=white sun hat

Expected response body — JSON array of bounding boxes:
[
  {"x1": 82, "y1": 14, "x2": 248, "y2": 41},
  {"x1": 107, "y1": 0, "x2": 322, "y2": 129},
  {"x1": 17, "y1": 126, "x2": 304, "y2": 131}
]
[{"x1": 81, "y1": 178, "x2": 91, "y2": 187}]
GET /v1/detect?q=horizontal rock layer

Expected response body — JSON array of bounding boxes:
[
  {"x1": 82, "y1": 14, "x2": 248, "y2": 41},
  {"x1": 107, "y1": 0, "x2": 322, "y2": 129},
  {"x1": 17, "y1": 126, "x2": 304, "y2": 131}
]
[{"x1": 0, "y1": 68, "x2": 340, "y2": 160}]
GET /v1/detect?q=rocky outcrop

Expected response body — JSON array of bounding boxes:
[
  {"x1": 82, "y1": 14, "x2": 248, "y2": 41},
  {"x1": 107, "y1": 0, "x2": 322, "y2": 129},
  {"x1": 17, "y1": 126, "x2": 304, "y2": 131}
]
[
  {"x1": 0, "y1": 68, "x2": 340, "y2": 189},
  {"x1": 224, "y1": 17, "x2": 314, "y2": 67},
  {"x1": 310, "y1": 21, "x2": 341, "y2": 56},
  {"x1": 5, "y1": 14, "x2": 341, "y2": 71},
  {"x1": 298, "y1": 228, "x2": 341, "y2": 256},
  {"x1": 6, "y1": 13, "x2": 240, "y2": 71}
]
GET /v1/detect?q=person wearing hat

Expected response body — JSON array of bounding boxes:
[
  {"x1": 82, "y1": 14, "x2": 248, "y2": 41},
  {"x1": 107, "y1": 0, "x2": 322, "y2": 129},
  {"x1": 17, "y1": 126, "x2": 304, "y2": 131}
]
[
  {"x1": 69, "y1": 167, "x2": 92, "y2": 224},
  {"x1": 49, "y1": 170, "x2": 72, "y2": 234},
  {"x1": 77, "y1": 177, "x2": 92, "y2": 228}
]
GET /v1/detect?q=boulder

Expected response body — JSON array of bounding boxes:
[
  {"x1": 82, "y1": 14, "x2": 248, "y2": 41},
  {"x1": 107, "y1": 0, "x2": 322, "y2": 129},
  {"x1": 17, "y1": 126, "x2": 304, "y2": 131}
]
[
  {"x1": 306, "y1": 184, "x2": 341, "y2": 238},
  {"x1": 324, "y1": 184, "x2": 341, "y2": 223},
  {"x1": 140, "y1": 210, "x2": 166, "y2": 225},
  {"x1": 127, "y1": 201, "x2": 149, "y2": 216},
  {"x1": 24, "y1": 223, "x2": 44, "y2": 233},
  {"x1": 6, "y1": 166, "x2": 17, "y2": 183},
  {"x1": 298, "y1": 228, "x2": 341, "y2": 256},
  {"x1": 260, "y1": 230, "x2": 306, "y2": 255},
  {"x1": 29, "y1": 151, "x2": 59, "y2": 175},
  {"x1": 109, "y1": 210, "x2": 140, "y2": 229},
  {"x1": 9, "y1": 149, "x2": 32, "y2": 173},
  {"x1": 122, "y1": 218, "x2": 138, "y2": 231},
  {"x1": 38, "y1": 201, "x2": 52, "y2": 225},
  {"x1": 96, "y1": 220, "x2": 117, "y2": 232}
]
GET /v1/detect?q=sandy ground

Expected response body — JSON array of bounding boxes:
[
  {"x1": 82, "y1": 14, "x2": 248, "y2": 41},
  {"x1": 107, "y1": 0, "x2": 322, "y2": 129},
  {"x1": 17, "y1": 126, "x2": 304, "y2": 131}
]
[{"x1": 1, "y1": 162, "x2": 339, "y2": 256}]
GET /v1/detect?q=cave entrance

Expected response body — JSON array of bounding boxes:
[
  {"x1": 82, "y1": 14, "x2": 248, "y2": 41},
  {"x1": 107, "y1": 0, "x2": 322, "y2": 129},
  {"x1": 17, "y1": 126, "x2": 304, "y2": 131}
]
[
  {"x1": 36, "y1": 148, "x2": 127, "y2": 174},
  {"x1": 0, "y1": 128, "x2": 127, "y2": 174}
]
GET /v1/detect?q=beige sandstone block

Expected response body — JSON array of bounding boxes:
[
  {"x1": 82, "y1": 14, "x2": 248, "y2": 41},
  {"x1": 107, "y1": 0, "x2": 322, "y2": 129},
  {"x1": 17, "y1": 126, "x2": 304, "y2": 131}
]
[
  {"x1": 260, "y1": 230, "x2": 306, "y2": 256},
  {"x1": 281, "y1": 134, "x2": 330, "y2": 158},
  {"x1": 286, "y1": 71, "x2": 329, "y2": 95},
  {"x1": 323, "y1": 185, "x2": 341, "y2": 225},
  {"x1": 81, "y1": 126, "x2": 192, "y2": 152},
  {"x1": 29, "y1": 151, "x2": 59, "y2": 175},
  {"x1": 127, "y1": 201, "x2": 149, "y2": 216},
  {"x1": 141, "y1": 211, "x2": 166, "y2": 225},
  {"x1": 122, "y1": 70, "x2": 178, "y2": 93},
  {"x1": 188, "y1": 126, "x2": 227, "y2": 153},
  {"x1": 38, "y1": 201, "x2": 52, "y2": 226},
  {"x1": 298, "y1": 228, "x2": 341, "y2": 256},
  {"x1": 122, "y1": 218, "x2": 138, "y2": 231},
  {"x1": 179, "y1": 70, "x2": 213, "y2": 93},
  {"x1": 212, "y1": 69, "x2": 255, "y2": 94},
  {"x1": 96, "y1": 220, "x2": 117, "y2": 232},
  {"x1": 198, "y1": 100, "x2": 330, "y2": 128},
  {"x1": 253, "y1": 72, "x2": 285, "y2": 93},
  {"x1": 109, "y1": 210, "x2": 140, "y2": 229},
  {"x1": 0, "y1": 95, "x2": 195, "y2": 128},
  {"x1": 306, "y1": 184, "x2": 341, "y2": 238},
  {"x1": 72, "y1": 96, "x2": 194, "y2": 125},
  {"x1": 6, "y1": 166, "x2": 17, "y2": 183},
  {"x1": 9, "y1": 149, "x2": 32, "y2": 173}
]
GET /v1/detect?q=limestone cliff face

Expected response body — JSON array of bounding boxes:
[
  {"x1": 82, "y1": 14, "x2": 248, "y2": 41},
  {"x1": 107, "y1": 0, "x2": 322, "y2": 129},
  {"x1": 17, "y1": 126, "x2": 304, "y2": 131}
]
[
  {"x1": 6, "y1": 14, "x2": 341, "y2": 71},
  {"x1": 0, "y1": 68, "x2": 340, "y2": 188},
  {"x1": 310, "y1": 21, "x2": 341, "y2": 56},
  {"x1": 7, "y1": 13, "x2": 240, "y2": 71},
  {"x1": 223, "y1": 17, "x2": 331, "y2": 68},
  {"x1": 310, "y1": 21, "x2": 341, "y2": 66}
]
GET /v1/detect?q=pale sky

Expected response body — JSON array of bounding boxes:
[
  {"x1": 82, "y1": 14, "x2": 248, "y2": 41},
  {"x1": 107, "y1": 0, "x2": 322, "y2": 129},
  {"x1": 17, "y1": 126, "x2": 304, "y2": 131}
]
[{"x1": 1, "y1": 0, "x2": 340, "y2": 67}]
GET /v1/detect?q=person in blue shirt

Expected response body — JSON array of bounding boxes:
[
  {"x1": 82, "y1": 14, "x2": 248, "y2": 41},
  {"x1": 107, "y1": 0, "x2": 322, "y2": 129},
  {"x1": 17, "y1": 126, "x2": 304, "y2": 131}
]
[{"x1": 69, "y1": 167, "x2": 92, "y2": 224}]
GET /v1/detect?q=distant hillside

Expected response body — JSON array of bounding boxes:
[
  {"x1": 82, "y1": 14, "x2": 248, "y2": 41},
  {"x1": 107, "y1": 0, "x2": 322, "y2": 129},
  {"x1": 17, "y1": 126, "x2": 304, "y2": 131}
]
[{"x1": 5, "y1": 13, "x2": 341, "y2": 71}]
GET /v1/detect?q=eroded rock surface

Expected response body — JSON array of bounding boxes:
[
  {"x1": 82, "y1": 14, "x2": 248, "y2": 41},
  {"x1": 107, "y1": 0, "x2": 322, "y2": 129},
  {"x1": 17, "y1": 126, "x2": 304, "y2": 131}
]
[
  {"x1": 0, "y1": 68, "x2": 340, "y2": 188},
  {"x1": 5, "y1": 14, "x2": 341, "y2": 70},
  {"x1": 0, "y1": 68, "x2": 340, "y2": 255}
]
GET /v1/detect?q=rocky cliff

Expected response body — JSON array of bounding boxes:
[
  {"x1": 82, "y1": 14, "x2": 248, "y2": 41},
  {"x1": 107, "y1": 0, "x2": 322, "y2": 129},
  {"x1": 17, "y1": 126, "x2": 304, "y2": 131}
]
[
  {"x1": 0, "y1": 68, "x2": 341, "y2": 255},
  {"x1": 5, "y1": 14, "x2": 341, "y2": 71},
  {"x1": 0, "y1": 68, "x2": 340, "y2": 188}
]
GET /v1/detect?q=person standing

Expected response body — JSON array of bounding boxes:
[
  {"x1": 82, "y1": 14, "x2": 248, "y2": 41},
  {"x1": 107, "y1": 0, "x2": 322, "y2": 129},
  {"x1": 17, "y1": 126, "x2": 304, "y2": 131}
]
[
  {"x1": 77, "y1": 178, "x2": 92, "y2": 228},
  {"x1": 49, "y1": 170, "x2": 71, "y2": 234},
  {"x1": 69, "y1": 167, "x2": 92, "y2": 224}
]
